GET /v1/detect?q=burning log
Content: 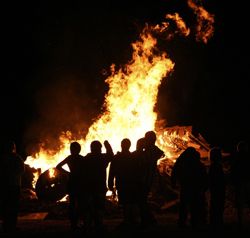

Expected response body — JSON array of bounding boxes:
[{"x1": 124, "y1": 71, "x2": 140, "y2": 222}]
[{"x1": 35, "y1": 168, "x2": 68, "y2": 202}]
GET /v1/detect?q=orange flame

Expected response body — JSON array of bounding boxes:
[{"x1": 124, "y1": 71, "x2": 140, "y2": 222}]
[
  {"x1": 25, "y1": 3, "x2": 214, "y2": 187},
  {"x1": 25, "y1": 24, "x2": 175, "y2": 178},
  {"x1": 187, "y1": 0, "x2": 215, "y2": 43},
  {"x1": 85, "y1": 29, "x2": 174, "y2": 152},
  {"x1": 165, "y1": 13, "x2": 190, "y2": 37}
]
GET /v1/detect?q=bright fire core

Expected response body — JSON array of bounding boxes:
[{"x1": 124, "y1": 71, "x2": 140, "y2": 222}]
[{"x1": 25, "y1": 0, "x2": 214, "y2": 186}]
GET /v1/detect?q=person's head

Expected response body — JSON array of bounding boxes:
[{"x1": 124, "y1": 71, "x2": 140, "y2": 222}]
[
  {"x1": 184, "y1": 146, "x2": 196, "y2": 156},
  {"x1": 144, "y1": 131, "x2": 156, "y2": 146},
  {"x1": 70, "y1": 142, "x2": 81, "y2": 155},
  {"x1": 237, "y1": 140, "x2": 248, "y2": 153},
  {"x1": 121, "y1": 138, "x2": 131, "y2": 152},
  {"x1": 2, "y1": 140, "x2": 16, "y2": 154},
  {"x1": 209, "y1": 147, "x2": 222, "y2": 164},
  {"x1": 136, "y1": 137, "x2": 145, "y2": 151},
  {"x1": 90, "y1": 140, "x2": 102, "y2": 154},
  {"x1": 183, "y1": 146, "x2": 200, "y2": 161}
]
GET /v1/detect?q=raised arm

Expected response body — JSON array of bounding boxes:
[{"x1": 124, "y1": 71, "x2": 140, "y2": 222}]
[{"x1": 104, "y1": 140, "x2": 114, "y2": 157}]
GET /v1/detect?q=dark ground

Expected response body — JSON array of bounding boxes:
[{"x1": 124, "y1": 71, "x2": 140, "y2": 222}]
[
  {"x1": 1, "y1": 212, "x2": 250, "y2": 238},
  {"x1": 1, "y1": 198, "x2": 250, "y2": 238}
]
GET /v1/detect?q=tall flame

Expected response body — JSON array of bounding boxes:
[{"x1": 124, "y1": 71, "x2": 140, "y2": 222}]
[
  {"x1": 25, "y1": 24, "x2": 175, "y2": 175},
  {"x1": 85, "y1": 28, "x2": 174, "y2": 152},
  {"x1": 25, "y1": 2, "x2": 214, "y2": 187}
]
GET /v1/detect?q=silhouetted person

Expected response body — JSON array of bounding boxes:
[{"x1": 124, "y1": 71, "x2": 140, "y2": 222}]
[
  {"x1": 83, "y1": 140, "x2": 113, "y2": 233},
  {"x1": 0, "y1": 140, "x2": 25, "y2": 232},
  {"x1": 141, "y1": 131, "x2": 165, "y2": 227},
  {"x1": 208, "y1": 147, "x2": 225, "y2": 231},
  {"x1": 131, "y1": 137, "x2": 152, "y2": 228},
  {"x1": 230, "y1": 140, "x2": 250, "y2": 228},
  {"x1": 56, "y1": 141, "x2": 84, "y2": 230},
  {"x1": 108, "y1": 138, "x2": 140, "y2": 229},
  {"x1": 171, "y1": 146, "x2": 208, "y2": 230}
]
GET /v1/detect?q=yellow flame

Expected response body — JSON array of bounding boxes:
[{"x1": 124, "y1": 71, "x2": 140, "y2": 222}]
[
  {"x1": 25, "y1": 25, "x2": 175, "y2": 186},
  {"x1": 32, "y1": 171, "x2": 39, "y2": 188},
  {"x1": 85, "y1": 30, "x2": 174, "y2": 152},
  {"x1": 48, "y1": 168, "x2": 56, "y2": 178},
  {"x1": 25, "y1": 132, "x2": 72, "y2": 175},
  {"x1": 25, "y1": 3, "x2": 213, "y2": 188}
]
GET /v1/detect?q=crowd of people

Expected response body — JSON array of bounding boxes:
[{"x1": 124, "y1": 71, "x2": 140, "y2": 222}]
[
  {"x1": 54, "y1": 130, "x2": 165, "y2": 233},
  {"x1": 171, "y1": 140, "x2": 250, "y2": 231},
  {"x1": 0, "y1": 131, "x2": 249, "y2": 234}
]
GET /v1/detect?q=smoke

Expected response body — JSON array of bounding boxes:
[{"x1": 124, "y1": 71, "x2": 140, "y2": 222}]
[{"x1": 23, "y1": 74, "x2": 104, "y2": 155}]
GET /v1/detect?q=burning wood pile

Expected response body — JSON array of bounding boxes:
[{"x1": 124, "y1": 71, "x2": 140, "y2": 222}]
[
  {"x1": 156, "y1": 125, "x2": 211, "y2": 177},
  {"x1": 21, "y1": 125, "x2": 211, "y2": 203},
  {"x1": 20, "y1": 126, "x2": 235, "y2": 218}
]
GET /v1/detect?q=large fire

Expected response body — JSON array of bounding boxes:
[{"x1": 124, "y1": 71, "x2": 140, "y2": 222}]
[{"x1": 25, "y1": 0, "x2": 214, "y2": 187}]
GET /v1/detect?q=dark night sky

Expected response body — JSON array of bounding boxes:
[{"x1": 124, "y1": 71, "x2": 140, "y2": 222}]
[{"x1": 1, "y1": 0, "x2": 249, "y2": 155}]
